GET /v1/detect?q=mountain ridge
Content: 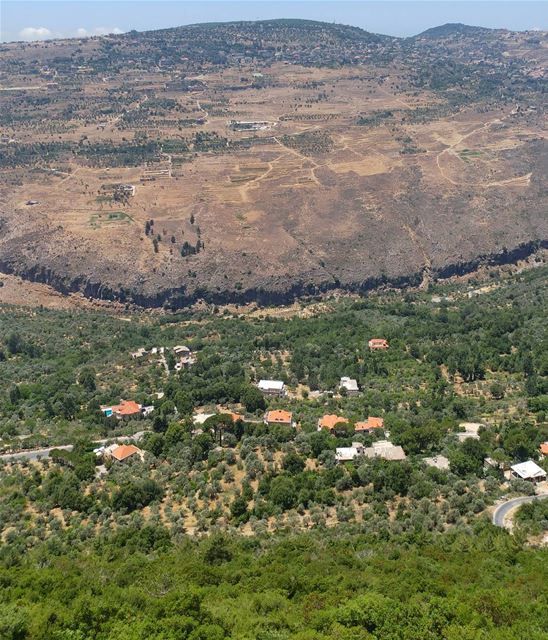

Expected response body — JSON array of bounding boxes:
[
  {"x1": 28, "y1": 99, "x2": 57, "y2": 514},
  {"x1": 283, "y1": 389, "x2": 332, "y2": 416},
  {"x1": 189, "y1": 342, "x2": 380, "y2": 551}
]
[{"x1": 4, "y1": 18, "x2": 533, "y2": 46}]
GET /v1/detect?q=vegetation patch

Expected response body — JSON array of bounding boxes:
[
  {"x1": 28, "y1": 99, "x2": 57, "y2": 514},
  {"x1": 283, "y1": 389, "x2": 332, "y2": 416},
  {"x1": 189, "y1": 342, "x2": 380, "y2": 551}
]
[{"x1": 89, "y1": 211, "x2": 134, "y2": 228}]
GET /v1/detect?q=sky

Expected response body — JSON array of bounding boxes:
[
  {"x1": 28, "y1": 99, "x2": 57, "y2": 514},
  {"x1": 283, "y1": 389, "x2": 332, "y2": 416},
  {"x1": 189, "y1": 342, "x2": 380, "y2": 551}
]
[{"x1": 1, "y1": 1, "x2": 546, "y2": 43}]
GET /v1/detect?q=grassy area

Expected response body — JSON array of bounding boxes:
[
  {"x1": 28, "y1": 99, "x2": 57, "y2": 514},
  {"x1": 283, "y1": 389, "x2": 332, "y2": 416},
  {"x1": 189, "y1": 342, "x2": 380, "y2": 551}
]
[{"x1": 89, "y1": 211, "x2": 134, "y2": 228}]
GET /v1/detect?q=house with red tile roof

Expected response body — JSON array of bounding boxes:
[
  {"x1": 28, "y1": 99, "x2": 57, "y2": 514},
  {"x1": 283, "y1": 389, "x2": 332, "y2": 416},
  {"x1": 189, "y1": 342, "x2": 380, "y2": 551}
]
[
  {"x1": 265, "y1": 410, "x2": 294, "y2": 426},
  {"x1": 317, "y1": 414, "x2": 349, "y2": 432},
  {"x1": 101, "y1": 400, "x2": 142, "y2": 419},
  {"x1": 355, "y1": 417, "x2": 384, "y2": 433},
  {"x1": 368, "y1": 338, "x2": 389, "y2": 350},
  {"x1": 108, "y1": 444, "x2": 144, "y2": 463},
  {"x1": 539, "y1": 442, "x2": 548, "y2": 458}
]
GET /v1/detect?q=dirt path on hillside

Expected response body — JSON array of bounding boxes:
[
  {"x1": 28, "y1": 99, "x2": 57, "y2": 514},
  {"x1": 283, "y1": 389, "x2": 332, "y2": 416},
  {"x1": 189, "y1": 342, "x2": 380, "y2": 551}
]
[{"x1": 435, "y1": 113, "x2": 532, "y2": 188}]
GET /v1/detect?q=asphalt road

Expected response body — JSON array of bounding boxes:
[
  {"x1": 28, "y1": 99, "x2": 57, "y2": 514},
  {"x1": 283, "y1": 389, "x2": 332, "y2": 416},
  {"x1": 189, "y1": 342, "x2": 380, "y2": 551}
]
[
  {"x1": 0, "y1": 444, "x2": 73, "y2": 462},
  {"x1": 492, "y1": 494, "x2": 548, "y2": 529},
  {"x1": 0, "y1": 431, "x2": 148, "y2": 463}
]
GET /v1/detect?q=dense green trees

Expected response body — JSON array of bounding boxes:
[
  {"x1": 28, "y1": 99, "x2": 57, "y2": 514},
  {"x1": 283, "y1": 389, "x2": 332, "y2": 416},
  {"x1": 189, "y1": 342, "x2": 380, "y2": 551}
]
[
  {"x1": 448, "y1": 439, "x2": 487, "y2": 477},
  {"x1": 112, "y1": 478, "x2": 164, "y2": 512},
  {"x1": 0, "y1": 524, "x2": 547, "y2": 639}
]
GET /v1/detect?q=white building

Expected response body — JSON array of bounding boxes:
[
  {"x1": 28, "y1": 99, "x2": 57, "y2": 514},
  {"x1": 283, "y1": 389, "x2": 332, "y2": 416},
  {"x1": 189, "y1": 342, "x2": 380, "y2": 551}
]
[
  {"x1": 336, "y1": 443, "x2": 365, "y2": 462},
  {"x1": 258, "y1": 380, "x2": 286, "y2": 396},
  {"x1": 131, "y1": 347, "x2": 147, "y2": 359},
  {"x1": 117, "y1": 183, "x2": 135, "y2": 197},
  {"x1": 510, "y1": 460, "x2": 547, "y2": 483},
  {"x1": 340, "y1": 377, "x2": 359, "y2": 396}
]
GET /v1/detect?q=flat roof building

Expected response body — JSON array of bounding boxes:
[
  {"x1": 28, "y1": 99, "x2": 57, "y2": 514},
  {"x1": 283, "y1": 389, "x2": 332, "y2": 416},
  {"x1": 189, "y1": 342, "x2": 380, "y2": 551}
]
[
  {"x1": 336, "y1": 443, "x2": 365, "y2": 462},
  {"x1": 363, "y1": 440, "x2": 406, "y2": 461},
  {"x1": 258, "y1": 380, "x2": 286, "y2": 396},
  {"x1": 423, "y1": 455, "x2": 450, "y2": 470}
]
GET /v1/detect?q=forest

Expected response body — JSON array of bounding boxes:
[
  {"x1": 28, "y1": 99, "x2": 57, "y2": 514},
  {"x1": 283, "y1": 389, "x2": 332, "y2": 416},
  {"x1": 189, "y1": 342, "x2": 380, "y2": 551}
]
[{"x1": 1, "y1": 523, "x2": 547, "y2": 640}]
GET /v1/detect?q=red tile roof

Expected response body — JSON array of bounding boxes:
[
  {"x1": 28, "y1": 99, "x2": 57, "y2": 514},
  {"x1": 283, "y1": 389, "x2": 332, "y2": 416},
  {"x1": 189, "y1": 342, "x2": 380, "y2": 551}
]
[
  {"x1": 265, "y1": 410, "x2": 293, "y2": 424},
  {"x1": 368, "y1": 338, "x2": 389, "y2": 349},
  {"x1": 110, "y1": 444, "x2": 141, "y2": 461},
  {"x1": 112, "y1": 400, "x2": 141, "y2": 416},
  {"x1": 318, "y1": 414, "x2": 348, "y2": 430},
  {"x1": 225, "y1": 411, "x2": 245, "y2": 423},
  {"x1": 540, "y1": 442, "x2": 548, "y2": 456},
  {"x1": 355, "y1": 416, "x2": 384, "y2": 431}
]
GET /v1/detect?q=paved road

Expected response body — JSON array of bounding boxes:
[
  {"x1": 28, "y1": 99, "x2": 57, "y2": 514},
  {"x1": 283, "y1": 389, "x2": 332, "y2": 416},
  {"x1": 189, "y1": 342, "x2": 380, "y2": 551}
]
[
  {"x1": 0, "y1": 445, "x2": 73, "y2": 462},
  {"x1": 0, "y1": 431, "x2": 149, "y2": 463},
  {"x1": 492, "y1": 494, "x2": 548, "y2": 529}
]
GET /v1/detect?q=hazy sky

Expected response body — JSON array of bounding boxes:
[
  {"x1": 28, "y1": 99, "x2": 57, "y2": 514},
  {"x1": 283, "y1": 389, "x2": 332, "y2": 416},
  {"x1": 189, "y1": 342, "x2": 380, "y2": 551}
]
[{"x1": 1, "y1": 1, "x2": 546, "y2": 43}]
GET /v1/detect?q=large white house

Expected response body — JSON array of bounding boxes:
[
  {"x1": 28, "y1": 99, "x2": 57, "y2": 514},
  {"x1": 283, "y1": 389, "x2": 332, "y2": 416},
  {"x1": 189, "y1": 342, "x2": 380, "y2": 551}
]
[{"x1": 258, "y1": 380, "x2": 286, "y2": 396}]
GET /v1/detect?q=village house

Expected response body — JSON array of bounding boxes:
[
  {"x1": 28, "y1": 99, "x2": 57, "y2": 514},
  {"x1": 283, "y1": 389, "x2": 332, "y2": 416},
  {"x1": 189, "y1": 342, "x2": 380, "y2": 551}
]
[
  {"x1": 539, "y1": 442, "x2": 548, "y2": 458},
  {"x1": 173, "y1": 346, "x2": 196, "y2": 370},
  {"x1": 193, "y1": 412, "x2": 215, "y2": 426},
  {"x1": 339, "y1": 377, "x2": 359, "y2": 396},
  {"x1": 354, "y1": 417, "x2": 384, "y2": 433},
  {"x1": 484, "y1": 457, "x2": 506, "y2": 472},
  {"x1": 368, "y1": 338, "x2": 389, "y2": 350},
  {"x1": 101, "y1": 400, "x2": 142, "y2": 419},
  {"x1": 362, "y1": 440, "x2": 406, "y2": 461},
  {"x1": 264, "y1": 410, "x2": 294, "y2": 427},
  {"x1": 336, "y1": 443, "x2": 365, "y2": 463},
  {"x1": 108, "y1": 444, "x2": 144, "y2": 464},
  {"x1": 317, "y1": 414, "x2": 349, "y2": 432},
  {"x1": 258, "y1": 380, "x2": 286, "y2": 396},
  {"x1": 114, "y1": 183, "x2": 135, "y2": 198},
  {"x1": 131, "y1": 347, "x2": 147, "y2": 359},
  {"x1": 510, "y1": 460, "x2": 547, "y2": 483},
  {"x1": 174, "y1": 357, "x2": 196, "y2": 372},
  {"x1": 173, "y1": 345, "x2": 192, "y2": 356}
]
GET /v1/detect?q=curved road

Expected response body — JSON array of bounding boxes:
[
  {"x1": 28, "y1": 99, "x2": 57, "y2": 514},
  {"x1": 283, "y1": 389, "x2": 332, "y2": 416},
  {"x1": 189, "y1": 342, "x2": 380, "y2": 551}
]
[{"x1": 492, "y1": 494, "x2": 548, "y2": 529}]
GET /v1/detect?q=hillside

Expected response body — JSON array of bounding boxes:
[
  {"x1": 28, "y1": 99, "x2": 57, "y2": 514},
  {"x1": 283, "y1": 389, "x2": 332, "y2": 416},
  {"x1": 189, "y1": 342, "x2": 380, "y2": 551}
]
[{"x1": 0, "y1": 19, "x2": 546, "y2": 307}]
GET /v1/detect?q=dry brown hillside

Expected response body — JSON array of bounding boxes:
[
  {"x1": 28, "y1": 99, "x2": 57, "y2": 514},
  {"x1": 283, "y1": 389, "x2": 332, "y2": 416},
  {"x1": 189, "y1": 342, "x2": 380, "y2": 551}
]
[{"x1": 0, "y1": 20, "x2": 546, "y2": 307}]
